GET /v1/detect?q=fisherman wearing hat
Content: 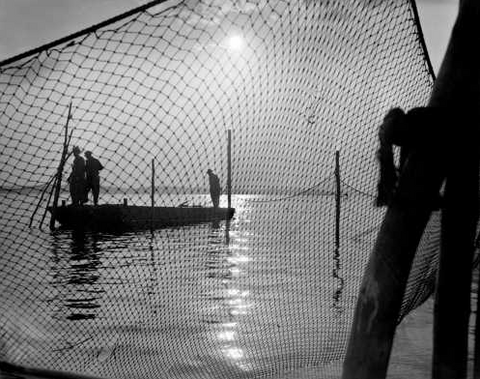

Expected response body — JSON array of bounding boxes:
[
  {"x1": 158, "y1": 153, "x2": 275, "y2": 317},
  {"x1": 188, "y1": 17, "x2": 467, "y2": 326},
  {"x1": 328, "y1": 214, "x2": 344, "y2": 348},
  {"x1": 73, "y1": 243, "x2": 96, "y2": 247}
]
[
  {"x1": 67, "y1": 146, "x2": 87, "y2": 205},
  {"x1": 206, "y1": 169, "x2": 221, "y2": 208},
  {"x1": 85, "y1": 150, "x2": 104, "y2": 206}
]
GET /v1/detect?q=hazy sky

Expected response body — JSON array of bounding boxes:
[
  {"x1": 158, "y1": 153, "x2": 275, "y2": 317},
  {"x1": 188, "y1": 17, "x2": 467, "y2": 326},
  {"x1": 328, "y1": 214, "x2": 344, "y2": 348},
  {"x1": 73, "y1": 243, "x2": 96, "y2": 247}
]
[
  {"x1": 0, "y1": 0, "x2": 438, "y2": 194},
  {"x1": 0, "y1": 0, "x2": 458, "y2": 73}
]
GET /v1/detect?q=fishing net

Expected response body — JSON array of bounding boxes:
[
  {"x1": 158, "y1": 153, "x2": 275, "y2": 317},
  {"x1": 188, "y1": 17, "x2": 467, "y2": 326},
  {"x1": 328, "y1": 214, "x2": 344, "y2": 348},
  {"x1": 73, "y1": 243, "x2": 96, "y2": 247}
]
[{"x1": 0, "y1": 0, "x2": 438, "y2": 378}]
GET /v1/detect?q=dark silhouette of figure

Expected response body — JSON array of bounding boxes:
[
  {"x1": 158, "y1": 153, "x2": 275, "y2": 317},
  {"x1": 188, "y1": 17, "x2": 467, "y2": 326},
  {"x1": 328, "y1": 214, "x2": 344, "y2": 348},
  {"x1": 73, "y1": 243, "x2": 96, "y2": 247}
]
[
  {"x1": 85, "y1": 151, "x2": 104, "y2": 206},
  {"x1": 68, "y1": 146, "x2": 87, "y2": 205},
  {"x1": 207, "y1": 169, "x2": 221, "y2": 208}
]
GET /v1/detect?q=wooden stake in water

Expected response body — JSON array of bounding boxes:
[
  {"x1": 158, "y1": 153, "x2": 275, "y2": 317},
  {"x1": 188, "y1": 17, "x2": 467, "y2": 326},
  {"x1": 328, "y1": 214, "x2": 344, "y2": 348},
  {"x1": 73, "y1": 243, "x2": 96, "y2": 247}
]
[
  {"x1": 151, "y1": 159, "x2": 155, "y2": 209},
  {"x1": 49, "y1": 102, "x2": 72, "y2": 231},
  {"x1": 151, "y1": 159, "x2": 155, "y2": 230},
  {"x1": 333, "y1": 150, "x2": 343, "y2": 308},
  {"x1": 335, "y1": 150, "x2": 341, "y2": 252},
  {"x1": 227, "y1": 129, "x2": 232, "y2": 210}
]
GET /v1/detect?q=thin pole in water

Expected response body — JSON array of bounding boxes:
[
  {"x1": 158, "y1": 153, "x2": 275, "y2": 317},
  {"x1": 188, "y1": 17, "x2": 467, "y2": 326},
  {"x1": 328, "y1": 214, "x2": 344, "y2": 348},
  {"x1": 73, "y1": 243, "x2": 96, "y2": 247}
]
[
  {"x1": 151, "y1": 159, "x2": 155, "y2": 231},
  {"x1": 227, "y1": 129, "x2": 232, "y2": 210},
  {"x1": 335, "y1": 150, "x2": 341, "y2": 251},
  {"x1": 151, "y1": 158, "x2": 155, "y2": 209}
]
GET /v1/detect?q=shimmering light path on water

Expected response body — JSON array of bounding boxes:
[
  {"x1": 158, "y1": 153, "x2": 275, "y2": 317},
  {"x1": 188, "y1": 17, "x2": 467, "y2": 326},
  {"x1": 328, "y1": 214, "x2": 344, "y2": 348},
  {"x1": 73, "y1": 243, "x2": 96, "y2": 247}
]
[{"x1": 0, "y1": 193, "x2": 442, "y2": 378}]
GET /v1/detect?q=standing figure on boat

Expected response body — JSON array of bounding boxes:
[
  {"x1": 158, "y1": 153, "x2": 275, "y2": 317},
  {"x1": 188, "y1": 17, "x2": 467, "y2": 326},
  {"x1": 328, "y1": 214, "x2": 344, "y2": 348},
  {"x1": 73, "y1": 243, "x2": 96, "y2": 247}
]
[
  {"x1": 207, "y1": 169, "x2": 221, "y2": 208},
  {"x1": 85, "y1": 150, "x2": 104, "y2": 206},
  {"x1": 67, "y1": 146, "x2": 87, "y2": 205}
]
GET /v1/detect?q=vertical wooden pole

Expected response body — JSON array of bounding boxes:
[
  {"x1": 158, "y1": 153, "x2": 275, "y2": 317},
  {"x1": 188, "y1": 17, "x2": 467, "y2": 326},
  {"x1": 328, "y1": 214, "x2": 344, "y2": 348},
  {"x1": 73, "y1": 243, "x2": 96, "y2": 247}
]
[
  {"x1": 343, "y1": 0, "x2": 480, "y2": 377},
  {"x1": 151, "y1": 158, "x2": 155, "y2": 209},
  {"x1": 49, "y1": 102, "x2": 72, "y2": 231},
  {"x1": 335, "y1": 150, "x2": 341, "y2": 252},
  {"x1": 474, "y1": 267, "x2": 480, "y2": 379},
  {"x1": 151, "y1": 159, "x2": 155, "y2": 231},
  {"x1": 431, "y1": 1, "x2": 480, "y2": 378},
  {"x1": 433, "y1": 143, "x2": 479, "y2": 379},
  {"x1": 342, "y1": 143, "x2": 446, "y2": 379},
  {"x1": 227, "y1": 129, "x2": 232, "y2": 210},
  {"x1": 333, "y1": 150, "x2": 343, "y2": 307}
]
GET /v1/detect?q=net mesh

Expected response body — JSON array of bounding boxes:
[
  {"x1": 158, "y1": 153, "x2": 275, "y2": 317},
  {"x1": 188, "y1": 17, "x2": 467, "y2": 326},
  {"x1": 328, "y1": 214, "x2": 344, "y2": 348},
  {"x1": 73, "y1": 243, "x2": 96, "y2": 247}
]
[{"x1": 0, "y1": 0, "x2": 438, "y2": 378}]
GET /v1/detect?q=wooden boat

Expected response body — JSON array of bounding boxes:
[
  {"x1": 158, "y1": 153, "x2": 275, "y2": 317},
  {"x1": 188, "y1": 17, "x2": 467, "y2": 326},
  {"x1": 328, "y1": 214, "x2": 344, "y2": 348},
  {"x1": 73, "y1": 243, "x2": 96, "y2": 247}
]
[
  {"x1": 44, "y1": 110, "x2": 235, "y2": 232},
  {"x1": 48, "y1": 203, "x2": 235, "y2": 231}
]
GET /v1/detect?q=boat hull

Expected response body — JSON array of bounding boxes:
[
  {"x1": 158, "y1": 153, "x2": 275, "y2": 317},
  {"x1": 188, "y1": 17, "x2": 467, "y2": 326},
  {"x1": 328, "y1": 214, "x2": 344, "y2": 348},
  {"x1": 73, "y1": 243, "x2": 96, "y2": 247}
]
[{"x1": 48, "y1": 204, "x2": 235, "y2": 231}]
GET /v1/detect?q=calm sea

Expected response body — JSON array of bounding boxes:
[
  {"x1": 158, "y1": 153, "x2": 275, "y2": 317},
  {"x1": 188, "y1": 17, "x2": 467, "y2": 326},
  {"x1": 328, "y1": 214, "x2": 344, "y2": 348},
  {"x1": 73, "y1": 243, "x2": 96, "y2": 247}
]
[{"x1": 0, "y1": 191, "x2": 399, "y2": 378}]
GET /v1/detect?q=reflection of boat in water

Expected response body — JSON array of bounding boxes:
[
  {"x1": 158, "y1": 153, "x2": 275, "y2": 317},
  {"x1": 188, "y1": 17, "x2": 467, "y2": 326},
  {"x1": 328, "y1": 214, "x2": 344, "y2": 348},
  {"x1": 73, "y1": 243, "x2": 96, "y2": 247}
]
[{"x1": 48, "y1": 204, "x2": 235, "y2": 231}]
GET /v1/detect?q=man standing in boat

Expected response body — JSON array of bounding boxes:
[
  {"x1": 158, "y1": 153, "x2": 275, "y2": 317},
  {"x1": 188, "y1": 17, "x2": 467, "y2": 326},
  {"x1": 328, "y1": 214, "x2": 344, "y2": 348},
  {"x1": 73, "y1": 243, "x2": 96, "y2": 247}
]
[
  {"x1": 207, "y1": 169, "x2": 221, "y2": 208},
  {"x1": 67, "y1": 146, "x2": 87, "y2": 205},
  {"x1": 85, "y1": 150, "x2": 104, "y2": 206}
]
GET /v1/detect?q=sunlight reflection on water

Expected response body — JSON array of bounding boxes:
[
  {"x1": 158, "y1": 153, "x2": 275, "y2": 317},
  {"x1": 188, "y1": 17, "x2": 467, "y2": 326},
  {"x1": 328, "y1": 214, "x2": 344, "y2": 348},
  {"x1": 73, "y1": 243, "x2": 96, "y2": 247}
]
[{"x1": 0, "y1": 193, "x2": 378, "y2": 378}]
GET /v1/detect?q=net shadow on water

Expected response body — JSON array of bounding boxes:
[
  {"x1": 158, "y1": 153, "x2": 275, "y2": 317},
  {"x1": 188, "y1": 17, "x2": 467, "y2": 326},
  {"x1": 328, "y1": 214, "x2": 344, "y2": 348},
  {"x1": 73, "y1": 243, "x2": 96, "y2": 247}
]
[
  {"x1": 0, "y1": 0, "x2": 440, "y2": 377},
  {"x1": 0, "y1": 193, "x2": 371, "y2": 378}
]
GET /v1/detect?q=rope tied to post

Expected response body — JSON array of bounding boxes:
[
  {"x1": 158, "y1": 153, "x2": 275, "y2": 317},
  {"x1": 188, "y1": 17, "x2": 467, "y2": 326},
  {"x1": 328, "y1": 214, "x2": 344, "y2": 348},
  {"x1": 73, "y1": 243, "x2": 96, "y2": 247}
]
[
  {"x1": 376, "y1": 107, "x2": 408, "y2": 207},
  {"x1": 375, "y1": 106, "x2": 445, "y2": 208}
]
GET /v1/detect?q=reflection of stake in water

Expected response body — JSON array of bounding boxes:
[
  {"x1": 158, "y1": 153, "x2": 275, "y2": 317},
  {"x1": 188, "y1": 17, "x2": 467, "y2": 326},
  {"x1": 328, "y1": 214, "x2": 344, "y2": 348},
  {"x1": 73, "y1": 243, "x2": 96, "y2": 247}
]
[
  {"x1": 147, "y1": 231, "x2": 159, "y2": 297},
  {"x1": 333, "y1": 150, "x2": 344, "y2": 310},
  {"x1": 333, "y1": 245, "x2": 344, "y2": 308}
]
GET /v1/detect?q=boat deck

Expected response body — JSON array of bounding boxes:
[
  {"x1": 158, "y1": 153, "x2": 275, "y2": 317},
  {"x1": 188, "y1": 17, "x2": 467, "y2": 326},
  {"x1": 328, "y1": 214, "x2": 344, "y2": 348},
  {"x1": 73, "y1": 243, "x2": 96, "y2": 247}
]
[{"x1": 48, "y1": 204, "x2": 235, "y2": 231}]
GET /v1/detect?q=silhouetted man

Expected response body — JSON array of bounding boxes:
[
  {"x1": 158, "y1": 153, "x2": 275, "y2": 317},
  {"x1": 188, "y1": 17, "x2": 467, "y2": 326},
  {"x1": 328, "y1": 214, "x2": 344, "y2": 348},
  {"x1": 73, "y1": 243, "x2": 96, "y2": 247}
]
[
  {"x1": 68, "y1": 146, "x2": 87, "y2": 205},
  {"x1": 207, "y1": 169, "x2": 221, "y2": 208},
  {"x1": 85, "y1": 151, "x2": 104, "y2": 206}
]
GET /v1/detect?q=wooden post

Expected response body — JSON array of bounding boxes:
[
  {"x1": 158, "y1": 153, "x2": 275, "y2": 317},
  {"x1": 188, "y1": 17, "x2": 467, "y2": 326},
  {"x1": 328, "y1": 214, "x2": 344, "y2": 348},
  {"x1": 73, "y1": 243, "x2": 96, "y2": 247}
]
[
  {"x1": 433, "y1": 140, "x2": 478, "y2": 379},
  {"x1": 151, "y1": 159, "x2": 155, "y2": 230},
  {"x1": 227, "y1": 129, "x2": 232, "y2": 210},
  {"x1": 343, "y1": 1, "x2": 480, "y2": 378},
  {"x1": 474, "y1": 267, "x2": 480, "y2": 379},
  {"x1": 49, "y1": 102, "x2": 72, "y2": 231},
  {"x1": 342, "y1": 140, "x2": 446, "y2": 379},
  {"x1": 431, "y1": 1, "x2": 480, "y2": 377},
  {"x1": 333, "y1": 150, "x2": 343, "y2": 307},
  {"x1": 335, "y1": 150, "x2": 341, "y2": 252},
  {"x1": 151, "y1": 158, "x2": 155, "y2": 209}
]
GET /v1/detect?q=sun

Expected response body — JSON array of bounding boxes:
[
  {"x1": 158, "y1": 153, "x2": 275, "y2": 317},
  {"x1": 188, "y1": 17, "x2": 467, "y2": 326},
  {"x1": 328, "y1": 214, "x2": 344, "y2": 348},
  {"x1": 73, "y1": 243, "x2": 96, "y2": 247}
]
[{"x1": 226, "y1": 34, "x2": 244, "y2": 52}]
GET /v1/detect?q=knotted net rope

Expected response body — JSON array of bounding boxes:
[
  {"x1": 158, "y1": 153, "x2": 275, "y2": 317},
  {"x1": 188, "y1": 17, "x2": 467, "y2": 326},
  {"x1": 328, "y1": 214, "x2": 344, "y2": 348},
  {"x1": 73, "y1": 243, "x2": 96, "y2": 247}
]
[{"x1": 0, "y1": 1, "x2": 437, "y2": 378}]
